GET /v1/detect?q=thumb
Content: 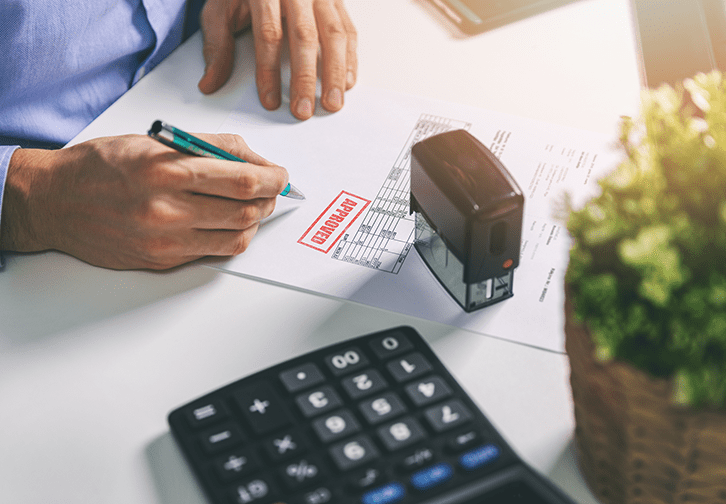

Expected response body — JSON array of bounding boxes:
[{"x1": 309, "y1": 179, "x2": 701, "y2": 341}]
[{"x1": 198, "y1": 4, "x2": 237, "y2": 94}]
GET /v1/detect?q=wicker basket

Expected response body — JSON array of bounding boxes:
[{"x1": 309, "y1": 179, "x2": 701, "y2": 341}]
[{"x1": 565, "y1": 287, "x2": 726, "y2": 504}]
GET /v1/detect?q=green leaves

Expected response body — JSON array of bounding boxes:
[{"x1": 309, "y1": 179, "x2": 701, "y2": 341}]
[
  {"x1": 618, "y1": 225, "x2": 685, "y2": 306},
  {"x1": 567, "y1": 71, "x2": 726, "y2": 408}
]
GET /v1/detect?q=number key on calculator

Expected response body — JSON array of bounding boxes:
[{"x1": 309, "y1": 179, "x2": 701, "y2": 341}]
[{"x1": 168, "y1": 326, "x2": 575, "y2": 504}]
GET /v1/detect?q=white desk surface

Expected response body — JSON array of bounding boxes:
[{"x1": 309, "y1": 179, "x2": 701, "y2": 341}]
[{"x1": 0, "y1": 1, "x2": 641, "y2": 503}]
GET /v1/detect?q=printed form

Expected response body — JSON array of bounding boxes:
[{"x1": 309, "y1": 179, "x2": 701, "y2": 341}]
[{"x1": 201, "y1": 85, "x2": 619, "y2": 352}]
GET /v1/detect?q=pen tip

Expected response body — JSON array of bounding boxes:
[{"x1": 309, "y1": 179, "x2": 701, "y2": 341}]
[{"x1": 285, "y1": 184, "x2": 306, "y2": 200}]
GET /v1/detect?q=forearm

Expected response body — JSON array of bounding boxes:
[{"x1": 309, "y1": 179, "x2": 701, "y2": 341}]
[
  {"x1": 0, "y1": 148, "x2": 57, "y2": 253},
  {"x1": 0, "y1": 145, "x2": 21, "y2": 267}
]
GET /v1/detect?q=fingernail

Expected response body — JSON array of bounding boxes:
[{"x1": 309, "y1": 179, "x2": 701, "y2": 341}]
[
  {"x1": 265, "y1": 91, "x2": 279, "y2": 109},
  {"x1": 347, "y1": 71, "x2": 355, "y2": 87},
  {"x1": 296, "y1": 97, "x2": 313, "y2": 119},
  {"x1": 327, "y1": 88, "x2": 343, "y2": 110}
]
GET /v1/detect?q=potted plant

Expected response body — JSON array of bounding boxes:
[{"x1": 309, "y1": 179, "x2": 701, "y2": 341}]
[{"x1": 564, "y1": 71, "x2": 726, "y2": 503}]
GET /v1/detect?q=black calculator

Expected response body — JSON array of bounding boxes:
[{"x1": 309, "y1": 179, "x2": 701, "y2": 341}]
[{"x1": 168, "y1": 326, "x2": 576, "y2": 504}]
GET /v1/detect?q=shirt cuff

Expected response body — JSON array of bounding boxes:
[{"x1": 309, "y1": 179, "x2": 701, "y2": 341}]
[{"x1": 0, "y1": 145, "x2": 21, "y2": 271}]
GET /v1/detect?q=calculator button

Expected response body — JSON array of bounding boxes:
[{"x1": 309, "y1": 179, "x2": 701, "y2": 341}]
[
  {"x1": 302, "y1": 487, "x2": 333, "y2": 504},
  {"x1": 329, "y1": 435, "x2": 380, "y2": 471},
  {"x1": 295, "y1": 385, "x2": 343, "y2": 418},
  {"x1": 386, "y1": 353, "x2": 433, "y2": 382},
  {"x1": 228, "y1": 477, "x2": 275, "y2": 503},
  {"x1": 347, "y1": 467, "x2": 383, "y2": 491},
  {"x1": 424, "y1": 399, "x2": 473, "y2": 432},
  {"x1": 185, "y1": 399, "x2": 228, "y2": 429},
  {"x1": 404, "y1": 376, "x2": 452, "y2": 406},
  {"x1": 360, "y1": 482, "x2": 406, "y2": 504},
  {"x1": 340, "y1": 369, "x2": 388, "y2": 399},
  {"x1": 376, "y1": 417, "x2": 426, "y2": 451},
  {"x1": 398, "y1": 447, "x2": 434, "y2": 472},
  {"x1": 279, "y1": 363, "x2": 326, "y2": 393},
  {"x1": 263, "y1": 430, "x2": 307, "y2": 462},
  {"x1": 459, "y1": 443, "x2": 501, "y2": 471},
  {"x1": 324, "y1": 347, "x2": 370, "y2": 376},
  {"x1": 367, "y1": 332, "x2": 414, "y2": 360},
  {"x1": 201, "y1": 423, "x2": 245, "y2": 454},
  {"x1": 234, "y1": 382, "x2": 291, "y2": 435},
  {"x1": 312, "y1": 409, "x2": 361, "y2": 443},
  {"x1": 358, "y1": 392, "x2": 407, "y2": 425},
  {"x1": 213, "y1": 450, "x2": 259, "y2": 482},
  {"x1": 410, "y1": 462, "x2": 454, "y2": 491},
  {"x1": 281, "y1": 457, "x2": 325, "y2": 489},
  {"x1": 446, "y1": 430, "x2": 483, "y2": 453}
]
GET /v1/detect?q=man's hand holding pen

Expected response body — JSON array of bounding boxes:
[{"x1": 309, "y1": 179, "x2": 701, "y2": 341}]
[{"x1": 0, "y1": 134, "x2": 289, "y2": 270}]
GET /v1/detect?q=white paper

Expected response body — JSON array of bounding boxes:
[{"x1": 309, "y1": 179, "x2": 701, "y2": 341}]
[{"x1": 200, "y1": 84, "x2": 619, "y2": 352}]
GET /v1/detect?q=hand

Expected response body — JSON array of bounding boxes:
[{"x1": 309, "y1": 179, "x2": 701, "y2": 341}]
[
  {"x1": 0, "y1": 134, "x2": 289, "y2": 270},
  {"x1": 197, "y1": 0, "x2": 358, "y2": 120}
]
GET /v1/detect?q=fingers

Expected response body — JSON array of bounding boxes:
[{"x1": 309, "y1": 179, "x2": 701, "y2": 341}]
[
  {"x1": 198, "y1": 0, "x2": 252, "y2": 94},
  {"x1": 177, "y1": 133, "x2": 290, "y2": 200},
  {"x1": 282, "y1": 0, "x2": 319, "y2": 120},
  {"x1": 129, "y1": 225, "x2": 263, "y2": 270},
  {"x1": 195, "y1": 224, "x2": 262, "y2": 257},
  {"x1": 189, "y1": 193, "x2": 277, "y2": 230},
  {"x1": 201, "y1": 0, "x2": 357, "y2": 118},
  {"x1": 314, "y1": 0, "x2": 347, "y2": 113},
  {"x1": 250, "y1": 0, "x2": 285, "y2": 110},
  {"x1": 249, "y1": 0, "x2": 356, "y2": 119},
  {"x1": 336, "y1": 0, "x2": 358, "y2": 90}
]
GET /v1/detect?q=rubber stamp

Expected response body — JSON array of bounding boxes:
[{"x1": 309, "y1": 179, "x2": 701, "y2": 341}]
[{"x1": 410, "y1": 130, "x2": 524, "y2": 312}]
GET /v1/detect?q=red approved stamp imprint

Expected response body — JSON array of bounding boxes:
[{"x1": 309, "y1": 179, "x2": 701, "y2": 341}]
[{"x1": 298, "y1": 191, "x2": 371, "y2": 253}]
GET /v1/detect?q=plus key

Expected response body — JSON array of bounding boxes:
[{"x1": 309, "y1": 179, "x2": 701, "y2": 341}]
[{"x1": 234, "y1": 382, "x2": 291, "y2": 435}]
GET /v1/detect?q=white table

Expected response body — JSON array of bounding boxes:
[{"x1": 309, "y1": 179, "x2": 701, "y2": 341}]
[{"x1": 0, "y1": 1, "x2": 641, "y2": 502}]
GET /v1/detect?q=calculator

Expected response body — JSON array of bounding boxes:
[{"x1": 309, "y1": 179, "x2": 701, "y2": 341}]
[{"x1": 167, "y1": 326, "x2": 576, "y2": 504}]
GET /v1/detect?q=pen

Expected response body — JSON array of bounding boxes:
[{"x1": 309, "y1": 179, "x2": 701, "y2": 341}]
[{"x1": 148, "y1": 120, "x2": 305, "y2": 200}]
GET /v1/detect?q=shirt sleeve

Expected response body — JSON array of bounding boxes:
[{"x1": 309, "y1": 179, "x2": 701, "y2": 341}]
[{"x1": 0, "y1": 145, "x2": 20, "y2": 271}]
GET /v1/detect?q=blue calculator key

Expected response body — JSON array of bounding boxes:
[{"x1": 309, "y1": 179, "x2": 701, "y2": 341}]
[
  {"x1": 410, "y1": 462, "x2": 454, "y2": 491},
  {"x1": 361, "y1": 482, "x2": 406, "y2": 504},
  {"x1": 459, "y1": 443, "x2": 501, "y2": 471}
]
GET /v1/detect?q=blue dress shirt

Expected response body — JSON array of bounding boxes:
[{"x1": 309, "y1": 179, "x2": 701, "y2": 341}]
[{"x1": 0, "y1": 0, "x2": 203, "y2": 267}]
